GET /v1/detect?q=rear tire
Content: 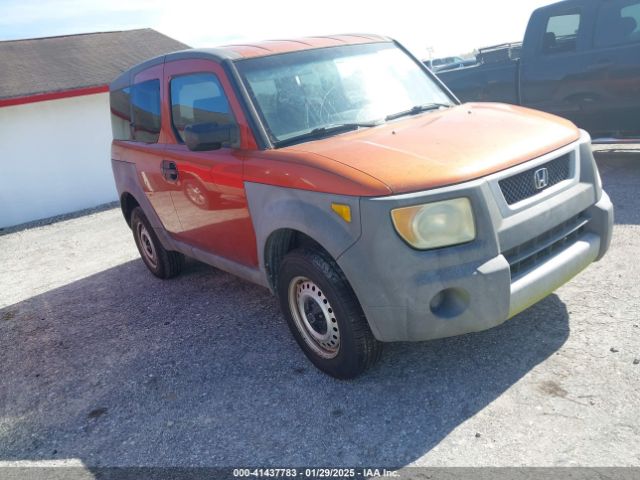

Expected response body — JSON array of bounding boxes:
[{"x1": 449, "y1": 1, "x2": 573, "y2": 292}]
[
  {"x1": 130, "y1": 206, "x2": 184, "y2": 279},
  {"x1": 277, "y1": 248, "x2": 382, "y2": 379}
]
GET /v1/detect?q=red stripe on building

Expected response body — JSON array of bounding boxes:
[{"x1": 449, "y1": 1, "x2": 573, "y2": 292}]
[{"x1": 0, "y1": 85, "x2": 109, "y2": 108}]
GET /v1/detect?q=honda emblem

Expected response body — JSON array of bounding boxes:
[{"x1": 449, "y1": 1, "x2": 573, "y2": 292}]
[{"x1": 534, "y1": 167, "x2": 549, "y2": 190}]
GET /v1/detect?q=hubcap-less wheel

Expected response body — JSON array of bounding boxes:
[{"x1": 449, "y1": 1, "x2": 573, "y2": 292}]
[
  {"x1": 288, "y1": 276, "x2": 340, "y2": 359},
  {"x1": 137, "y1": 223, "x2": 158, "y2": 269}
]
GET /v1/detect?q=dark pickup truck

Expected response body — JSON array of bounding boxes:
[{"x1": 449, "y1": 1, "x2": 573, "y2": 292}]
[{"x1": 438, "y1": 0, "x2": 640, "y2": 139}]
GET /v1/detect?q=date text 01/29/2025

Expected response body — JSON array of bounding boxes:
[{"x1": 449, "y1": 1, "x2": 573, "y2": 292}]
[{"x1": 232, "y1": 468, "x2": 399, "y2": 477}]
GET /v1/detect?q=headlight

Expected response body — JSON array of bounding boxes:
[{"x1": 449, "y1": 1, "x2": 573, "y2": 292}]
[{"x1": 391, "y1": 197, "x2": 476, "y2": 250}]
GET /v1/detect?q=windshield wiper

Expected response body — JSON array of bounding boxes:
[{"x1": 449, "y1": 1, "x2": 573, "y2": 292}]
[
  {"x1": 385, "y1": 103, "x2": 452, "y2": 122},
  {"x1": 275, "y1": 121, "x2": 382, "y2": 148}
]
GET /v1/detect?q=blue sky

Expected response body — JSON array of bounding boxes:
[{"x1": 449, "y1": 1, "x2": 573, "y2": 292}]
[
  {"x1": 0, "y1": 1, "x2": 161, "y2": 40},
  {"x1": 0, "y1": 0, "x2": 551, "y2": 58}
]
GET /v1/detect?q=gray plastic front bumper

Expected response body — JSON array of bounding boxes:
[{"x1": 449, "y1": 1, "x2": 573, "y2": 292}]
[{"x1": 337, "y1": 136, "x2": 613, "y2": 342}]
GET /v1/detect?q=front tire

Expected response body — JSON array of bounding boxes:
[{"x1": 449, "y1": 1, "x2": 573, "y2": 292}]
[
  {"x1": 130, "y1": 206, "x2": 184, "y2": 279},
  {"x1": 277, "y1": 249, "x2": 382, "y2": 379}
]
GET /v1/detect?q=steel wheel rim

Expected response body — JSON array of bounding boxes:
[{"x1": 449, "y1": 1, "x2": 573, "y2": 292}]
[
  {"x1": 137, "y1": 223, "x2": 158, "y2": 269},
  {"x1": 288, "y1": 276, "x2": 340, "y2": 359}
]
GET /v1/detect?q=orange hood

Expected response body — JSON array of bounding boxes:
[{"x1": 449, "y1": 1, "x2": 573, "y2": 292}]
[{"x1": 284, "y1": 103, "x2": 581, "y2": 194}]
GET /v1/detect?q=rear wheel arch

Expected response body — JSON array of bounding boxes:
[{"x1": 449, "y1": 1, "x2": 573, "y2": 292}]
[{"x1": 120, "y1": 192, "x2": 140, "y2": 227}]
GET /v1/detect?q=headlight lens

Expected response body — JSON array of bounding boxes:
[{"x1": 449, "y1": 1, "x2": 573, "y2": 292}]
[{"x1": 391, "y1": 197, "x2": 476, "y2": 250}]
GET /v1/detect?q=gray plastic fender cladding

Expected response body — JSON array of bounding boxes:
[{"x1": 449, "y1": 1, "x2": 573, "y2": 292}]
[{"x1": 244, "y1": 182, "x2": 363, "y2": 287}]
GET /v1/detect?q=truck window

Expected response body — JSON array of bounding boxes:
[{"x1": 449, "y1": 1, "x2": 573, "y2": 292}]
[
  {"x1": 595, "y1": 0, "x2": 640, "y2": 48},
  {"x1": 169, "y1": 72, "x2": 235, "y2": 144},
  {"x1": 110, "y1": 87, "x2": 132, "y2": 141},
  {"x1": 543, "y1": 12, "x2": 582, "y2": 54},
  {"x1": 131, "y1": 79, "x2": 161, "y2": 143}
]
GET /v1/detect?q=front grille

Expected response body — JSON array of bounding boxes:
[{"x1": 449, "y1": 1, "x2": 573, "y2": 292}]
[
  {"x1": 504, "y1": 213, "x2": 588, "y2": 279},
  {"x1": 499, "y1": 153, "x2": 571, "y2": 205}
]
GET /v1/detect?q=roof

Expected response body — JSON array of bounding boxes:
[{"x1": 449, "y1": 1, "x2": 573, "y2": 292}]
[
  {"x1": 218, "y1": 34, "x2": 390, "y2": 59},
  {"x1": 0, "y1": 29, "x2": 188, "y2": 103}
]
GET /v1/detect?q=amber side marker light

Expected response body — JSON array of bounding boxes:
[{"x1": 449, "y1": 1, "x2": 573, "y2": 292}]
[{"x1": 331, "y1": 203, "x2": 352, "y2": 223}]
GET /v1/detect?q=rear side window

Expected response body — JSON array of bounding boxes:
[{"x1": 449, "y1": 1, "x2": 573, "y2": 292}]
[
  {"x1": 110, "y1": 87, "x2": 132, "y2": 141},
  {"x1": 543, "y1": 12, "x2": 582, "y2": 54},
  {"x1": 169, "y1": 72, "x2": 235, "y2": 143},
  {"x1": 595, "y1": 0, "x2": 640, "y2": 48},
  {"x1": 109, "y1": 79, "x2": 161, "y2": 143},
  {"x1": 131, "y1": 79, "x2": 161, "y2": 143}
]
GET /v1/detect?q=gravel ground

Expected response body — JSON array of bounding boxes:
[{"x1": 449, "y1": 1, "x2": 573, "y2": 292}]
[{"x1": 0, "y1": 149, "x2": 638, "y2": 470}]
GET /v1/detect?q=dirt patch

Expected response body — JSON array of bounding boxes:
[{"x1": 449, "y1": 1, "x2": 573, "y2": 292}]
[
  {"x1": 1, "y1": 310, "x2": 17, "y2": 321},
  {"x1": 539, "y1": 380, "x2": 568, "y2": 398},
  {"x1": 87, "y1": 407, "x2": 108, "y2": 420}
]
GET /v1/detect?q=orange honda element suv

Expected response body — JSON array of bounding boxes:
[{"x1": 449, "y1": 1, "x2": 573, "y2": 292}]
[{"x1": 110, "y1": 35, "x2": 613, "y2": 378}]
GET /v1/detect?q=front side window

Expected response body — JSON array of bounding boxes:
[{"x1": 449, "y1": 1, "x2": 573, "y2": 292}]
[
  {"x1": 543, "y1": 12, "x2": 582, "y2": 54},
  {"x1": 595, "y1": 0, "x2": 640, "y2": 48},
  {"x1": 169, "y1": 72, "x2": 235, "y2": 144},
  {"x1": 131, "y1": 79, "x2": 161, "y2": 143},
  {"x1": 236, "y1": 43, "x2": 453, "y2": 146}
]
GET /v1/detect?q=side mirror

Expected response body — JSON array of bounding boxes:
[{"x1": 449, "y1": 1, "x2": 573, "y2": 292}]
[{"x1": 184, "y1": 122, "x2": 238, "y2": 151}]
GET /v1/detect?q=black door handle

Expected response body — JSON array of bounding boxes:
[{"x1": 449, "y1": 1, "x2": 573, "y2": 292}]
[{"x1": 161, "y1": 160, "x2": 178, "y2": 182}]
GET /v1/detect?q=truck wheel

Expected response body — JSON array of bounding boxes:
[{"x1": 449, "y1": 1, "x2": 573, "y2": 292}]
[
  {"x1": 130, "y1": 206, "x2": 184, "y2": 279},
  {"x1": 277, "y1": 249, "x2": 382, "y2": 379}
]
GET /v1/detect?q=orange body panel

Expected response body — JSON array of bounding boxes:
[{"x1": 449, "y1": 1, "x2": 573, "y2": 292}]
[{"x1": 243, "y1": 149, "x2": 392, "y2": 197}]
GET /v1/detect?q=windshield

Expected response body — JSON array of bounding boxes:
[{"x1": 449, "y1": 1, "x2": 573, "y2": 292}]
[{"x1": 235, "y1": 43, "x2": 454, "y2": 146}]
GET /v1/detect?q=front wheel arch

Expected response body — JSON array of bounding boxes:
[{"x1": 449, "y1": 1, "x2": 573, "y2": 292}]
[{"x1": 264, "y1": 228, "x2": 332, "y2": 294}]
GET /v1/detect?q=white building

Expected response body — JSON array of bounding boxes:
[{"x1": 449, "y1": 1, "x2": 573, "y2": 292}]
[{"x1": 0, "y1": 29, "x2": 187, "y2": 229}]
